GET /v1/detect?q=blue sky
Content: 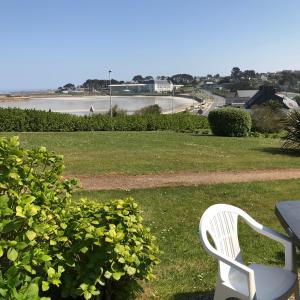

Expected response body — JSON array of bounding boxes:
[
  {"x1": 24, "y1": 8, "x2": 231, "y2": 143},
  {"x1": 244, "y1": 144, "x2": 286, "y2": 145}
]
[{"x1": 1, "y1": 0, "x2": 300, "y2": 90}]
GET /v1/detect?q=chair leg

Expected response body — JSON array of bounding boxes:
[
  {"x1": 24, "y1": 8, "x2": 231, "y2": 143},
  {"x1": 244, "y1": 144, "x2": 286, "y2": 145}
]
[
  {"x1": 213, "y1": 282, "x2": 230, "y2": 300},
  {"x1": 213, "y1": 286, "x2": 224, "y2": 300},
  {"x1": 295, "y1": 276, "x2": 300, "y2": 300}
]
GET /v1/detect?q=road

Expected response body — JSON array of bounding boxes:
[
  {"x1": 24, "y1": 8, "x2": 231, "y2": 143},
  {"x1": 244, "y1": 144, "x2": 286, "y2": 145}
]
[{"x1": 200, "y1": 89, "x2": 226, "y2": 116}]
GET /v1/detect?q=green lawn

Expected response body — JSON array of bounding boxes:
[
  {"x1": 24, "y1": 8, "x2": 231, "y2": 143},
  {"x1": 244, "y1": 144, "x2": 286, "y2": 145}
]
[
  {"x1": 75, "y1": 180, "x2": 300, "y2": 299},
  {"x1": 2, "y1": 131, "x2": 300, "y2": 175}
]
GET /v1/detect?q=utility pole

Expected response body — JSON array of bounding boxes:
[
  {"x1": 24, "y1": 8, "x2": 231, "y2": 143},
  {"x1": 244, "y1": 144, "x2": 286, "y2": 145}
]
[
  {"x1": 109, "y1": 70, "x2": 112, "y2": 117},
  {"x1": 172, "y1": 86, "x2": 175, "y2": 114}
]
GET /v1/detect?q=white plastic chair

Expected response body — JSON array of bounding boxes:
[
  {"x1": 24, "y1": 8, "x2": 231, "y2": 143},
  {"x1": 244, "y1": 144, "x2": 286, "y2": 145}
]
[{"x1": 199, "y1": 204, "x2": 299, "y2": 300}]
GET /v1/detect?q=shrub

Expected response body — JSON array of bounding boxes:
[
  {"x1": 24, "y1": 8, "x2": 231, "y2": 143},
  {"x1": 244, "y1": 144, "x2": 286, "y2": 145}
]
[
  {"x1": 282, "y1": 110, "x2": 300, "y2": 149},
  {"x1": 251, "y1": 101, "x2": 285, "y2": 133},
  {"x1": 135, "y1": 104, "x2": 161, "y2": 115},
  {"x1": 208, "y1": 108, "x2": 251, "y2": 137},
  {"x1": 0, "y1": 136, "x2": 159, "y2": 299},
  {"x1": 59, "y1": 198, "x2": 159, "y2": 300},
  {"x1": 0, "y1": 108, "x2": 208, "y2": 132},
  {"x1": 0, "y1": 136, "x2": 77, "y2": 299},
  {"x1": 107, "y1": 105, "x2": 127, "y2": 117}
]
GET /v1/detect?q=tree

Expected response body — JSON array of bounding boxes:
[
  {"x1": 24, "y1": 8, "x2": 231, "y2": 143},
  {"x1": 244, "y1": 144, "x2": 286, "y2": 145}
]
[
  {"x1": 63, "y1": 83, "x2": 75, "y2": 90},
  {"x1": 231, "y1": 67, "x2": 241, "y2": 80},
  {"x1": 132, "y1": 75, "x2": 144, "y2": 83},
  {"x1": 156, "y1": 75, "x2": 168, "y2": 80},
  {"x1": 82, "y1": 79, "x2": 120, "y2": 91},
  {"x1": 144, "y1": 76, "x2": 154, "y2": 81},
  {"x1": 243, "y1": 70, "x2": 256, "y2": 79},
  {"x1": 170, "y1": 74, "x2": 194, "y2": 85},
  {"x1": 251, "y1": 100, "x2": 285, "y2": 133}
]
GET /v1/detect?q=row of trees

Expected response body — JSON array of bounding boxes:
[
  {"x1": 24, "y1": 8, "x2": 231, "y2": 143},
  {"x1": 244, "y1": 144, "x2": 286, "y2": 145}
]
[
  {"x1": 216, "y1": 67, "x2": 300, "y2": 92},
  {"x1": 82, "y1": 79, "x2": 121, "y2": 91},
  {"x1": 57, "y1": 73, "x2": 196, "y2": 93},
  {"x1": 131, "y1": 74, "x2": 195, "y2": 85}
]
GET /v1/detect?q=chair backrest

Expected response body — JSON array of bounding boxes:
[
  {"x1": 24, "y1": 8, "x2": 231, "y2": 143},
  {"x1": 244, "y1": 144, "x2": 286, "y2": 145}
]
[{"x1": 199, "y1": 204, "x2": 244, "y2": 279}]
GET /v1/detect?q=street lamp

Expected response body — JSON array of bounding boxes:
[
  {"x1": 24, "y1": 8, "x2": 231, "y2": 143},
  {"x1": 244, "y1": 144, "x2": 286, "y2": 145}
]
[
  {"x1": 172, "y1": 86, "x2": 175, "y2": 114},
  {"x1": 108, "y1": 70, "x2": 112, "y2": 117}
]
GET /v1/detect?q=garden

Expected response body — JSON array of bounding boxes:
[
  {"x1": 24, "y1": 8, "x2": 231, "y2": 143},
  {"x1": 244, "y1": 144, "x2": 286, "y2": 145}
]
[{"x1": 1, "y1": 107, "x2": 300, "y2": 299}]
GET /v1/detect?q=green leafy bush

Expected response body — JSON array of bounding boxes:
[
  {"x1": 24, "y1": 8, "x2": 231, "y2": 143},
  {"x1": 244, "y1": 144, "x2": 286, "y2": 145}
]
[
  {"x1": 208, "y1": 108, "x2": 251, "y2": 137},
  {"x1": 107, "y1": 105, "x2": 127, "y2": 117},
  {"x1": 282, "y1": 110, "x2": 300, "y2": 149},
  {"x1": 0, "y1": 108, "x2": 208, "y2": 132},
  {"x1": 59, "y1": 198, "x2": 159, "y2": 300},
  {"x1": 251, "y1": 101, "x2": 285, "y2": 133},
  {"x1": 0, "y1": 136, "x2": 76, "y2": 299},
  {"x1": 0, "y1": 136, "x2": 159, "y2": 299},
  {"x1": 135, "y1": 104, "x2": 162, "y2": 115}
]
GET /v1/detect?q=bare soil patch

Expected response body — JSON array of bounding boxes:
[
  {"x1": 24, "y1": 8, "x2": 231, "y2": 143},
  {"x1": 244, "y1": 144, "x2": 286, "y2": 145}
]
[{"x1": 72, "y1": 168, "x2": 300, "y2": 190}]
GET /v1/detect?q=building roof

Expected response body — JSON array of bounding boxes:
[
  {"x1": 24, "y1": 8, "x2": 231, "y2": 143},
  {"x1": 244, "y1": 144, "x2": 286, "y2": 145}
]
[
  {"x1": 236, "y1": 90, "x2": 259, "y2": 98},
  {"x1": 154, "y1": 80, "x2": 173, "y2": 85},
  {"x1": 277, "y1": 94, "x2": 299, "y2": 109},
  {"x1": 245, "y1": 86, "x2": 299, "y2": 109},
  {"x1": 109, "y1": 83, "x2": 148, "y2": 87}
]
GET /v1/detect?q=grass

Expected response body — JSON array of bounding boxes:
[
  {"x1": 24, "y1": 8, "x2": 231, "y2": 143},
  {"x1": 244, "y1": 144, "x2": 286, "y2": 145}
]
[
  {"x1": 75, "y1": 179, "x2": 300, "y2": 299},
  {"x1": 1, "y1": 131, "x2": 300, "y2": 176}
]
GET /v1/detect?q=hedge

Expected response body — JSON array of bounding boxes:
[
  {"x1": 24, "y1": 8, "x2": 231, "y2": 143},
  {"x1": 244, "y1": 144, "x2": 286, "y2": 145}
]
[
  {"x1": 0, "y1": 136, "x2": 160, "y2": 299},
  {"x1": 0, "y1": 108, "x2": 208, "y2": 132},
  {"x1": 208, "y1": 108, "x2": 252, "y2": 137}
]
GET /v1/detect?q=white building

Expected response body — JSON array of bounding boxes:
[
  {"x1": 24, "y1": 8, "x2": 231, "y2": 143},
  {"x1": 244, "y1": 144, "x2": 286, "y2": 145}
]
[
  {"x1": 153, "y1": 80, "x2": 173, "y2": 92},
  {"x1": 109, "y1": 79, "x2": 178, "y2": 93}
]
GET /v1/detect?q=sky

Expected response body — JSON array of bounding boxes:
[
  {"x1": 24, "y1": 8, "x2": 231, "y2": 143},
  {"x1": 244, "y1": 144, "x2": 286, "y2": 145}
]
[{"x1": 1, "y1": 0, "x2": 300, "y2": 90}]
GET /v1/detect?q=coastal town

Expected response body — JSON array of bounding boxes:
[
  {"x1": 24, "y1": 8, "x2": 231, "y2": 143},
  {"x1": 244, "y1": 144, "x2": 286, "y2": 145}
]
[{"x1": 2, "y1": 1, "x2": 300, "y2": 300}]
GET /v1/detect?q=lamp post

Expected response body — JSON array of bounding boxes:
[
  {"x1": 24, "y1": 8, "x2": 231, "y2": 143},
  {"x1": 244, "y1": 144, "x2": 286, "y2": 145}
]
[
  {"x1": 172, "y1": 86, "x2": 175, "y2": 114},
  {"x1": 109, "y1": 70, "x2": 112, "y2": 117}
]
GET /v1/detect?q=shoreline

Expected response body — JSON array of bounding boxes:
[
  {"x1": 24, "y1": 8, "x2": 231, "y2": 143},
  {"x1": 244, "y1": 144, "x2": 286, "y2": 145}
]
[{"x1": 0, "y1": 95, "x2": 198, "y2": 115}]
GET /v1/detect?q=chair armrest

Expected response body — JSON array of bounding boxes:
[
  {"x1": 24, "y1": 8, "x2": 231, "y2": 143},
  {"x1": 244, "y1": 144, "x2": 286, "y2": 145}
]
[{"x1": 240, "y1": 213, "x2": 294, "y2": 271}]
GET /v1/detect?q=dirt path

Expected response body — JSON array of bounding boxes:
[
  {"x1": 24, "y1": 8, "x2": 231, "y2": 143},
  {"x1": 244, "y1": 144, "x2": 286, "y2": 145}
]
[{"x1": 72, "y1": 168, "x2": 300, "y2": 190}]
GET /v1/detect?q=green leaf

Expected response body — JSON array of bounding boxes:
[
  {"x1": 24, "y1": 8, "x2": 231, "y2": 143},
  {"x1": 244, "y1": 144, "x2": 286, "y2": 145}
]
[
  {"x1": 41, "y1": 255, "x2": 52, "y2": 262},
  {"x1": 15, "y1": 206, "x2": 25, "y2": 218},
  {"x1": 80, "y1": 283, "x2": 89, "y2": 291},
  {"x1": 7, "y1": 248, "x2": 18, "y2": 261},
  {"x1": 16, "y1": 242, "x2": 27, "y2": 250},
  {"x1": 0, "y1": 288, "x2": 7, "y2": 297},
  {"x1": 39, "y1": 146, "x2": 47, "y2": 152},
  {"x1": 80, "y1": 247, "x2": 88, "y2": 254},
  {"x1": 60, "y1": 223, "x2": 67, "y2": 229},
  {"x1": 47, "y1": 267, "x2": 55, "y2": 278},
  {"x1": 8, "y1": 172, "x2": 20, "y2": 180},
  {"x1": 42, "y1": 281, "x2": 49, "y2": 292},
  {"x1": 57, "y1": 236, "x2": 68, "y2": 242},
  {"x1": 104, "y1": 271, "x2": 112, "y2": 279},
  {"x1": 126, "y1": 266, "x2": 136, "y2": 275},
  {"x1": 0, "y1": 246, "x2": 3, "y2": 258},
  {"x1": 26, "y1": 230, "x2": 37, "y2": 241},
  {"x1": 23, "y1": 265, "x2": 36, "y2": 274},
  {"x1": 10, "y1": 136, "x2": 20, "y2": 147},
  {"x1": 2, "y1": 219, "x2": 23, "y2": 233},
  {"x1": 23, "y1": 282, "x2": 39, "y2": 299},
  {"x1": 51, "y1": 279, "x2": 61, "y2": 286},
  {"x1": 83, "y1": 291, "x2": 92, "y2": 300},
  {"x1": 112, "y1": 272, "x2": 123, "y2": 281}
]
